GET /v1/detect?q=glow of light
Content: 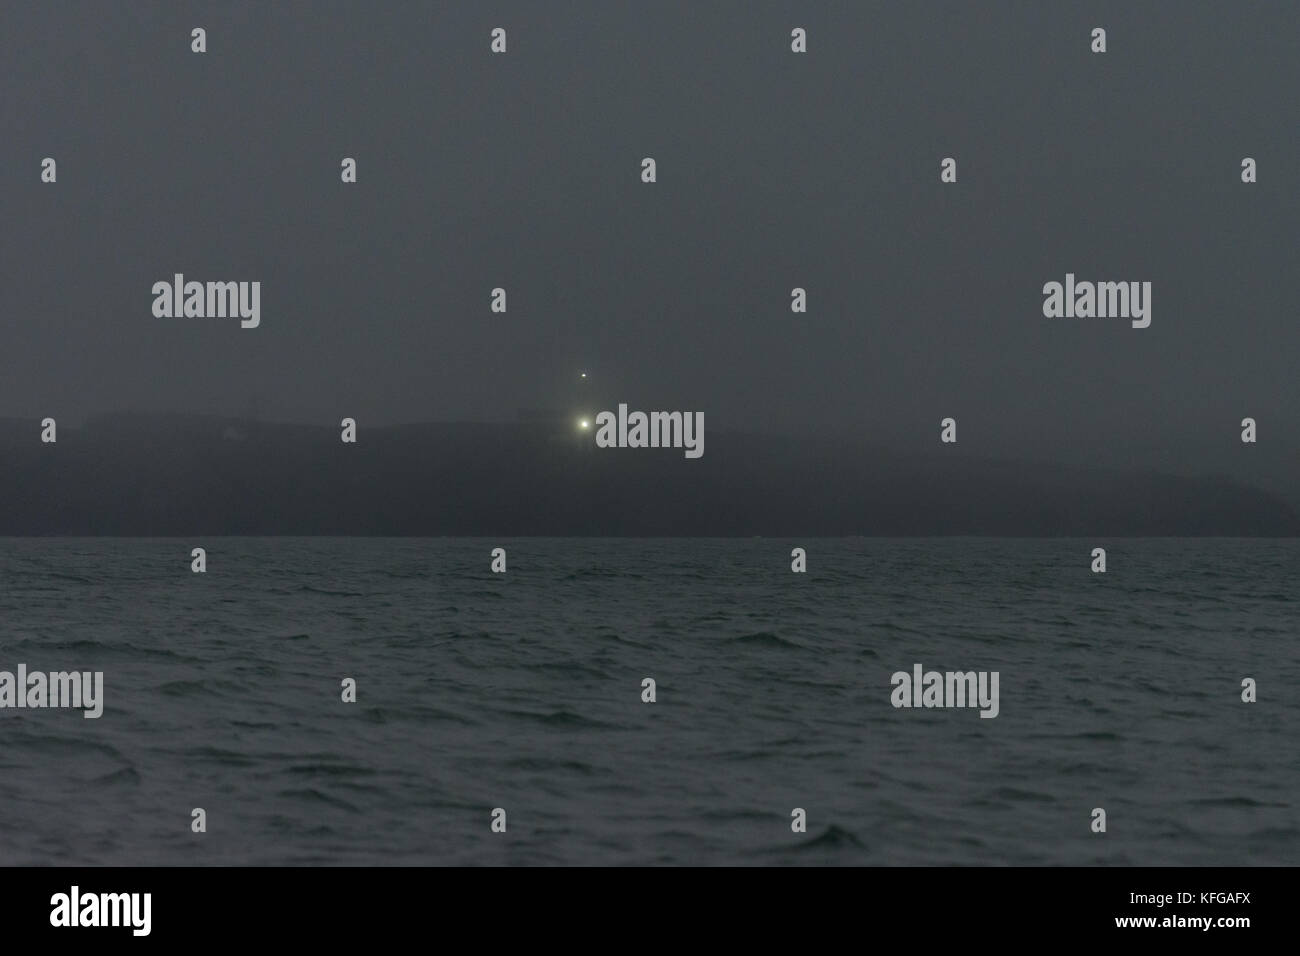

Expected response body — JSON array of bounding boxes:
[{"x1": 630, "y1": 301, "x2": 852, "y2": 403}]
[{"x1": 579, "y1": 419, "x2": 590, "y2": 429}]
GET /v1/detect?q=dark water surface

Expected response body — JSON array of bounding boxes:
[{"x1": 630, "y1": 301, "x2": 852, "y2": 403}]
[{"x1": 0, "y1": 538, "x2": 1294, "y2": 865}]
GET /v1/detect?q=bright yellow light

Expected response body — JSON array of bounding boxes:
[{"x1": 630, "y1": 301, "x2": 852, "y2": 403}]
[{"x1": 579, "y1": 419, "x2": 590, "y2": 429}]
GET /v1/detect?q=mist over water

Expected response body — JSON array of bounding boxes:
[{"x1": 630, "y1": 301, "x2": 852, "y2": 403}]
[{"x1": 0, "y1": 537, "x2": 1294, "y2": 865}]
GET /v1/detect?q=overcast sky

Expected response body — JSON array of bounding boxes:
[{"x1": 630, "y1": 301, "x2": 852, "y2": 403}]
[{"x1": 3, "y1": 1, "x2": 1297, "y2": 499}]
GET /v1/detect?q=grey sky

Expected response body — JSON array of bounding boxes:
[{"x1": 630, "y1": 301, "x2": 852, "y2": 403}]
[{"x1": 3, "y1": 1, "x2": 1297, "y2": 501}]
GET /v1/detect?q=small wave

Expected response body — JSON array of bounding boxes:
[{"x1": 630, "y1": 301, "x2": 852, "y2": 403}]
[
  {"x1": 992, "y1": 786, "x2": 1056, "y2": 803},
  {"x1": 8, "y1": 638, "x2": 191, "y2": 661},
  {"x1": 157, "y1": 679, "x2": 211, "y2": 697},
  {"x1": 278, "y1": 788, "x2": 362, "y2": 813},
  {"x1": 286, "y1": 763, "x2": 376, "y2": 778},
  {"x1": 8, "y1": 734, "x2": 125, "y2": 761},
  {"x1": 1134, "y1": 679, "x2": 1170, "y2": 695},
  {"x1": 1247, "y1": 826, "x2": 1300, "y2": 840},
  {"x1": 725, "y1": 632, "x2": 801, "y2": 649},
  {"x1": 89, "y1": 766, "x2": 140, "y2": 786},
  {"x1": 796, "y1": 825, "x2": 865, "y2": 850},
  {"x1": 493, "y1": 707, "x2": 611, "y2": 729},
  {"x1": 407, "y1": 705, "x2": 478, "y2": 726},
  {"x1": 562, "y1": 568, "x2": 644, "y2": 580},
  {"x1": 187, "y1": 746, "x2": 257, "y2": 766},
  {"x1": 505, "y1": 757, "x2": 597, "y2": 775},
  {"x1": 298, "y1": 585, "x2": 367, "y2": 597},
  {"x1": 1190, "y1": 796, "x2": 1289, "y2": 808}
]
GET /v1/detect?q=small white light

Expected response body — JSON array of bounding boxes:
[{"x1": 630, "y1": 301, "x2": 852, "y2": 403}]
[{"x1": 579, "y1": 419, "x2": 590, "y2": 429}]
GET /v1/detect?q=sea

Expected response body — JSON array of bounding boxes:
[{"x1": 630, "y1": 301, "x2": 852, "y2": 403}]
[{"x1": 0, "y1": 538, "x2": 1295, "y2": 866}]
